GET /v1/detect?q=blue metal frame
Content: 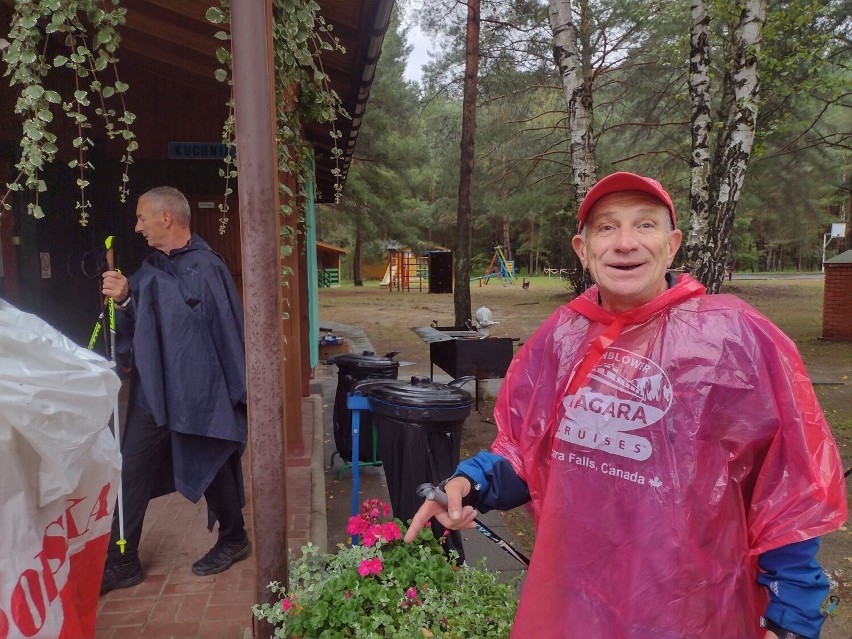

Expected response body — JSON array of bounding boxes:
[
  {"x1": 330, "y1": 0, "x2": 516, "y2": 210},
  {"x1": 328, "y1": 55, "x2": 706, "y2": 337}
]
[{"x1": 345, "y1": 392, "x2": 372, "y2": 544}]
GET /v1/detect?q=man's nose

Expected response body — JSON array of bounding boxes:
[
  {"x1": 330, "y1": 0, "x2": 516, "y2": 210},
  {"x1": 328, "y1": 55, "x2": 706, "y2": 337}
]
[
  {"x1": 613, "y1": 227, "x2": 639, "y2": 250},
  {"x1": 134, "y1": 221, "x2": 142, "y2": 233}
]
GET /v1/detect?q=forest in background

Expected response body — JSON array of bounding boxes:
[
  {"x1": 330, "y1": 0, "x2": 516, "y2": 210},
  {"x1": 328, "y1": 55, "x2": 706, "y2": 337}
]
[{"x1": 316, "y1": 0, "x2": 850, "y2": 284}]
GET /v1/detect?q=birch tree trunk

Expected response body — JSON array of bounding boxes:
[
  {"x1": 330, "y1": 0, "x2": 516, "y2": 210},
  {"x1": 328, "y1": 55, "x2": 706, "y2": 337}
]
[
  {"x1": 686, "y1": 0, "x2": 712, "y2": 272},
  {"x1": 548, "y1": 0, "x2": 596, "y2": 293},
  {"x1": 548, "y1": 0, "x2": 597, "y2": 199},
  {"x1": 454, "y1": 0, "x2": 479, "y2": 328},
  {"x1": 686, "y1": 0, "x2": 766, "y2": 293}
]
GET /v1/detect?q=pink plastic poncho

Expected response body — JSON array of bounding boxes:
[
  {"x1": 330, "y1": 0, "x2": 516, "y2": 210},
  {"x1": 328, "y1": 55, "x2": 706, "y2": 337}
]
[{"x1": 491, "y1": 274, "x2": 846, "y2": 639}]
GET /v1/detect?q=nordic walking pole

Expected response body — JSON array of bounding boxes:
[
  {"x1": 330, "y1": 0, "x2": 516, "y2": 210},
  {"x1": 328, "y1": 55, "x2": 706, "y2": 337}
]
[
  {"x1": 87, "y1": 257, "x2": 111, "y2": 353},
  {"x1": 416, "y1": 482, "x2": 531, "y2": 568},
  {"x1": 103, "y1": 236, "x2": 128, "y2": 555},
  {"x1": 87, "y1": 315, "x2": 105, "y2": 351}
]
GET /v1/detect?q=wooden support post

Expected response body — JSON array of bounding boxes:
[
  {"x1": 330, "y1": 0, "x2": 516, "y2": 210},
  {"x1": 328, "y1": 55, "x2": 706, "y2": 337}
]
[{"x1": 231, "y1": 3, "x2": 288, "y2": 636}]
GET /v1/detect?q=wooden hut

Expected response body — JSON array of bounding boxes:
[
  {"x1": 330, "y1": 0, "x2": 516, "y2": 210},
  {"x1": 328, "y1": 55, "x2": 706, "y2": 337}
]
[
  {"x1": 316, "y1": 241, "x2": 348, "y2": 287},
  {"x1": 0, "y1": 1, "x2": 390, "y2": 353}
]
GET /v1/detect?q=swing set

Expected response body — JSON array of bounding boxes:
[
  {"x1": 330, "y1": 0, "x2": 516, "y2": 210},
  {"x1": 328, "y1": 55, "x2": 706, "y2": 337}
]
[{"x1": 473, "y1": 245, "x2": 515, "y2": 285}]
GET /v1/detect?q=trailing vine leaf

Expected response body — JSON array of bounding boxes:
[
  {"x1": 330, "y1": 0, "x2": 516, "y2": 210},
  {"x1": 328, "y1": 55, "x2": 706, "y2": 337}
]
[
  {"x1": 1, "y1": 0, "x2": 136, "y2": 223},
  {"x1": 206, "y1": 0, "x2": 349, "y2": 281}
]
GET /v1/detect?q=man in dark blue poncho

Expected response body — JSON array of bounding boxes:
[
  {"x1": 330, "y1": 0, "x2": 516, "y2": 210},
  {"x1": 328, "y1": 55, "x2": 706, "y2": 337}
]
[{"x1": 99, "y1": 186, "x2": 249, "y2": 594}]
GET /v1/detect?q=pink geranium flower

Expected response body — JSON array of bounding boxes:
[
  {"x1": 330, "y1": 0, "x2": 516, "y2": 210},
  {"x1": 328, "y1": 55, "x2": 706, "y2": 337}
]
[
  {"x1": 361, "y1": 520, "x2": 402, "y2": 547},
  {"x1": 381, "y1": 522, "x2": 401, "y2": 541},
  {"x1": 362, "y1": 521, "x2": 402, "y2": 547},
  {"x1": 346, "y1": 515, "x2": 369, "y2": 536},
  {"x1": 357, "y1": 557, "x2": 383, "y2": 576},
  {"x1": 399, "y1": 586, "x2": 424, "y2": 608},
  {"x1": 361, "y1": 527, "x2": 379, "y2": 547},
  {"x1": 358, "y1": 499, "x2": 392, "y2": 524}
]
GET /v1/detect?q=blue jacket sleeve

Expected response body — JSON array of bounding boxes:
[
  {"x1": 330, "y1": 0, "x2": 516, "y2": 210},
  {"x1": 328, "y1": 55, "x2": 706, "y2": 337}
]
[
  {"x1": 454, "y1": 451, "x2": 531, "y2": 513},
  {"x1": 758, "y1": 537, "x2": 828, "y2": 639}
]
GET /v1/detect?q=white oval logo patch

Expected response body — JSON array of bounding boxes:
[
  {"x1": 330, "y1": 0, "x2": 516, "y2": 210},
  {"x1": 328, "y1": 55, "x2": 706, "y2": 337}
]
[{"x1": 555, "y1": 348, "x2": 673, "y2": 461}]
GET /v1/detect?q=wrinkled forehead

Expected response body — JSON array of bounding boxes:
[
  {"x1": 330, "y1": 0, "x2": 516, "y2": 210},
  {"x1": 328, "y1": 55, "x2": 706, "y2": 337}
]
[{"x1": 588, "y1": 190, "x2": 670, "y2": 219}]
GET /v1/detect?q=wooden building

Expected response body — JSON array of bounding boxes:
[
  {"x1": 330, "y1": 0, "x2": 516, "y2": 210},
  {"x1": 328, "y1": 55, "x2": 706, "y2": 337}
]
[
  {"x1": 823, "y1": 250, "x2": 852, "y2": 341},
  {"x1": 316, "y1": 240, "x2": 348, "y2": 287},
  {"x1": 0, "y1": 0, "x2": 393, "y2": 630},
  {"x1": 0, "y1": 1, "x2": 387, "y2": 348}
]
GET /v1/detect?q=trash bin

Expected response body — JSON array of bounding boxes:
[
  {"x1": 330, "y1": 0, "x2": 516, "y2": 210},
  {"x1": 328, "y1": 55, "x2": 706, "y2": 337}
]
[
  {"x1": 428, "y1": 250, "x2": 453, "y2": 293},
  {"x1": 331, "y1": 351, "x2": 399, "y2": 463},
  {"x1": 366, "y1": 375, "x2": 473, "y2": 561}
]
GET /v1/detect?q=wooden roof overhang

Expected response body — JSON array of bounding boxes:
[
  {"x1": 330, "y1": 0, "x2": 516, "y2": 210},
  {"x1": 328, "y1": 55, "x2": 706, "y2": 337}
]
[
  {"x1": 316, "y1": 240, "x2": 349, "y2": 254},
  {"x1": 115, "y1": 0, "x2": 393, "y2": 201}
]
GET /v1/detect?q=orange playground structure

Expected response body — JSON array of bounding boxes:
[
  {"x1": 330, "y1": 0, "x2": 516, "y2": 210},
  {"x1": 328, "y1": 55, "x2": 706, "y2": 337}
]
[{"x1": 381, "y1": 247, "x2": 429, "y2": 291}]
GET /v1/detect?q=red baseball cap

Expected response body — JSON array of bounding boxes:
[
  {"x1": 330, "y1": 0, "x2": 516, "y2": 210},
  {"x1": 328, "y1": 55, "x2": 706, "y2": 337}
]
[{"x1": 577, "y1": 172, "x2": 676, "y2": 232}]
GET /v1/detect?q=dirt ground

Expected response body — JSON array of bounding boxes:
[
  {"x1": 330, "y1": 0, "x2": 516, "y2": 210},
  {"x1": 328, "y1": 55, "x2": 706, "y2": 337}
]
[{"x1": 318, "y1": 275, "x2": 852, "y2": 637}]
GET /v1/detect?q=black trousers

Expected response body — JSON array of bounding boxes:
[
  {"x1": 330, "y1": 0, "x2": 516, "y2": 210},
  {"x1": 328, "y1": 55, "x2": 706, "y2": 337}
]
[{"x1": 107, "y1": 403, "x2": 246, "y2": 563}]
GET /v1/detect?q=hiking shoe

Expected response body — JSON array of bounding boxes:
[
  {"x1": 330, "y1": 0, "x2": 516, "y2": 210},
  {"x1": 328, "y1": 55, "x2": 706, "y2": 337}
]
[
  {"x1": 192, "y1": 538, "x2": 251, "y2": 576},
  {"x1": 100, "y1": 557, "x2": 143, "y2": 595}
]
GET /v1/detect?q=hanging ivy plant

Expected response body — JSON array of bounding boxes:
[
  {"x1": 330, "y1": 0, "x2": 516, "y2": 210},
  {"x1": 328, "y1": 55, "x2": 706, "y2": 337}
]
[
  {"x1": 206, "y1": 0, "x2": 347, "y2": 247},
  {"x1": 1, "y1": 0, "x2": 137, "y2": 224},
  {"x1": 270, "y1": 0, "x2": 347, "y2": 204}
]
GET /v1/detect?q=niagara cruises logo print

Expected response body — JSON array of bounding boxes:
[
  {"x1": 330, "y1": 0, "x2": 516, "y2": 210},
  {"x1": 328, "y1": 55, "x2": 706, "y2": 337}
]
[{"x1": 555, "y1": 348, "x2": 673, "y2": 461}]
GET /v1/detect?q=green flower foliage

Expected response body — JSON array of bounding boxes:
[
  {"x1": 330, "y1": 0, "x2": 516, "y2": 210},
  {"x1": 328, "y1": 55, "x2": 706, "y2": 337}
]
[
  {"x1": 2, "y1": 0, "x2": 137, "y2": 224},
  {"x1": 253, "y1": 499, "x2": 518, "y2": 638}
]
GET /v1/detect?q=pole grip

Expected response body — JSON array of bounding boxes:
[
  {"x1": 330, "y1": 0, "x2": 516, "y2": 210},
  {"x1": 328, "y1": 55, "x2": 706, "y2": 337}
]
[
  {"x1": 415, "y1": 481, "x2": 531, "y2": 567},
  {"x1": 416, "y1": 482, "x2": 448, "y2": 506}
]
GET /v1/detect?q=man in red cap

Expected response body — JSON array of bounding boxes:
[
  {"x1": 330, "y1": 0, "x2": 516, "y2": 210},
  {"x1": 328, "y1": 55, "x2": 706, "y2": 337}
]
[
  {"x1": 406, "y1": 172, "x2": 846, "y2": 638},
  {"x1": 572, "y1": 172, "x2": 679, "y2": 313}
]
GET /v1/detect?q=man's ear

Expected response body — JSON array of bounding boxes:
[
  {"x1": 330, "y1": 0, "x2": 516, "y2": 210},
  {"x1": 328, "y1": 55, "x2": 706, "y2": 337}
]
[
  {"x1": 572, "y1": 235, "x2": 588, "y2": 269},
  {"x1": 161, "y1": 209, "x2": 173, "y2": 227},
  {"x1": 666, "y1": 229, "x2": 683, "y2": 267}
]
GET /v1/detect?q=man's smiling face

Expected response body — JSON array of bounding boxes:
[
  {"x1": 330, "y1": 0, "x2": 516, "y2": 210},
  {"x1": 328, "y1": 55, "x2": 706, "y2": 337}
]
[{"x1": 572, "y1": 191, "x2": 682, "y2": 313}]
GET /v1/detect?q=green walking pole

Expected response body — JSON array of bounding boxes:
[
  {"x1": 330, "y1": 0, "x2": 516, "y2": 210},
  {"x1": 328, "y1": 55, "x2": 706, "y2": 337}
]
[
  {"x1": 89, "y1": 236, "x2": 128, "y2": 554},
  {"x1": 107, "y1": 277, "x2": 127, "y2": 554},
  {"x1": 87, "y1": 280, "x2": 110, "y2": 354},
  {"x1": 87, "y1": 313, "x2": 105, "y2": 351}
]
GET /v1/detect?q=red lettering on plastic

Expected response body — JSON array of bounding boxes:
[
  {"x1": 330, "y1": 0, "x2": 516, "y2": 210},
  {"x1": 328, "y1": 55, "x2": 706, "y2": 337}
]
[
  {"x1": 11, "y1": 569, "x2": 47, "y2": 636},
  {"x1": 0, "y1": 607, "x2": 9, "y2": 639}
]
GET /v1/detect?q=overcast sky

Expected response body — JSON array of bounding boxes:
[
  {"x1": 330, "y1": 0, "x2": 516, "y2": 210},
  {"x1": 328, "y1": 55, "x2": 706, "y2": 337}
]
[{"x1": 403, "y1": 24, "x2": 433, "y2": 83}]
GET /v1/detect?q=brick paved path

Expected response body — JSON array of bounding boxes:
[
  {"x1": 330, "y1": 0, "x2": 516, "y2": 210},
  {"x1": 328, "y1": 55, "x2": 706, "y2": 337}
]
[{"x1": 96, "y1": 396, "x2": 318, "y2": 639}]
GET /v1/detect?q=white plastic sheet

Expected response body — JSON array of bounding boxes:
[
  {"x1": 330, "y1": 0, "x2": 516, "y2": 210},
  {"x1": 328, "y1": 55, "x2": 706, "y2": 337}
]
[{"x1": 0, "y1": 299, "x2": 121, "y2": 639}]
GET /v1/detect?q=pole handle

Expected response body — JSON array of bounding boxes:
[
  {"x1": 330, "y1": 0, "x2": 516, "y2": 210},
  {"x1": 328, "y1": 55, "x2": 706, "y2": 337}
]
[
  {"x1": 416, "y1": 482, "x2": 448, "y2": 506},
  {"x1": 415, "y1": 482, "x2": 531, "y2": 567}
]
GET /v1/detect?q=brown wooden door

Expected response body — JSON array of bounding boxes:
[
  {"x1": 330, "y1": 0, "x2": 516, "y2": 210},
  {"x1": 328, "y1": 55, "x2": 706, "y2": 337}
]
[{"x1": 187, "y1": 195, "x2": 243, "y2": 299}]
